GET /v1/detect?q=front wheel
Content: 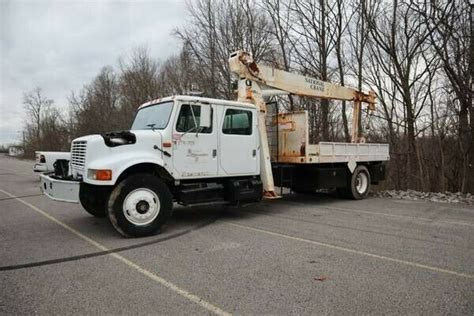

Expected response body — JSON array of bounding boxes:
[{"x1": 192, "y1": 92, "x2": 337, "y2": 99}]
[{"x1": 107, "y1": 174, "x2": 173, "y2": 237}]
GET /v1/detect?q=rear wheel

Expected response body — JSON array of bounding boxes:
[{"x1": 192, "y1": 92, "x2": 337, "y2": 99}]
[
  {"x1": 347, "y1": 165, "x2": 371, "y2": 200},
  {"x1": 107, "y1": 174, "x2": 172, "y2": 237}
]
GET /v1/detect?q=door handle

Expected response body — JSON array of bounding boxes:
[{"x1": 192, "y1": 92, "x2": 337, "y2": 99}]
[
  {"x1": 212, "y1": 149, "x2": 217, "y2": 158},
  {"x1": 252, "y1": 149, "x2": 257, "y2": 157}
]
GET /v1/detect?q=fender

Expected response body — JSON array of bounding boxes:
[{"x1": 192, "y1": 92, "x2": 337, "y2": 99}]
[{"x1": 84, "y1": 152, "x2": 167, "y2": 186}]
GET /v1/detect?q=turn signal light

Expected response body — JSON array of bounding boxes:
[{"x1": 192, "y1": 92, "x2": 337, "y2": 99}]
[{"x1": 88, "y1": 169, "x2": 112, "y2": 181}]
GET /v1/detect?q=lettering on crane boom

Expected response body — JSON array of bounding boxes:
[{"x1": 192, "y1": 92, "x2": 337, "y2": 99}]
[{"x1": 305, "y1": 77, "x2": 325, "y2": 92}]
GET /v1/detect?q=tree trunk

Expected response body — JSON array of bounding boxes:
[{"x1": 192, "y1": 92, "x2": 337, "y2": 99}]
[
  {"x1": 458, "y1": 100, "x2": 471, "y2": 192},
  {"x1": 405, "y1": 99, "x2": 417, "y2": 190},
  {"x1": 438, "y1": 135, "x2": 445, "y2": 192},
  {"x1": 320, "y1": 0, "x2": 329, "y2": 141},
  {"x1": 357, "y1": 0, "x2": 366, "y2": 138}
]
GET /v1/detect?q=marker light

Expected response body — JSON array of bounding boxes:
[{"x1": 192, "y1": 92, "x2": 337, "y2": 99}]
[{"x1": 88, "y1": 169, "x2": 112, "y2": 181}]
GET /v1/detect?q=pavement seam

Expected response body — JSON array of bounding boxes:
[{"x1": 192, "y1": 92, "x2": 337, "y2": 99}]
[
  {"x1": 0, "y1": 189, "x2": 231, "y2": 316},
  {"x1": 321, "y1": 205, "x2": 474, "y2": 227},
  {"x1": 234, "y1": 208, "x2": 472, "y2": 250},
  {"x1": 279, "y1": 199, "x2": 474, "y2": 227},
  {"x1": 224, "y1": 221, "x2": 474, "y2": 280}
]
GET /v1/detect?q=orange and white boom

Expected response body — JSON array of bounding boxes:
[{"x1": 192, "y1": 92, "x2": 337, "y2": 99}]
[{"x1": 228, "y1": 50, "x2": 376, "y2": 198}]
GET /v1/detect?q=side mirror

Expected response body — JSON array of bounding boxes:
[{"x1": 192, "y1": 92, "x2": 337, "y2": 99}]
[{"x1": 199, "y1": 104, "x2": 211, "y2": 128}]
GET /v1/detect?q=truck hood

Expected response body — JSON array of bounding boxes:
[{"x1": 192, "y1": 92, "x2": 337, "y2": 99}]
[
  {"x1": 73, "y1": 130, "x2": 162, "y2": 148},
  {"x1": 71, "y1": 130, "x2": 165, "y2": 184}
]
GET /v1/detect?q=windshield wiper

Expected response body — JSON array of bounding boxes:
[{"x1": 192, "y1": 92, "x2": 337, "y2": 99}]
[{"x1": 146, "y1": 123, "x2": 156, "y2": 131}]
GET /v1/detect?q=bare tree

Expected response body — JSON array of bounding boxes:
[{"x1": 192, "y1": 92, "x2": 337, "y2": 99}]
[
  {"x1": 70, "y1": 66, "x2": 121, "y2": 136},
  {"x1": 159, "y1": 45, "x2": 199, "y2": 95},
  {"x1": 347, "y1": 0, "x2": 368, "y2": 139},
  {"x1": 22, "y1": 88, "x2": 67, "y2": 156},
  {"x1": 290, "y1": 0, "x2": 338, "y2": 141},
  {"x1": 40, "y1": 106, "x2": 69, "y2": 151},
  {"x1": 175, "y1": 0, "x2": 274, "y2": 99},
  {"x1": 414, "y1": 0, "x2": 473, "y2": 192},
  {"x1": 365, "y1": 0, "x2": 434, "y2": 189},
  {"x1": 23, "y1": 87, "x2": 53, "y2": 147},
  {"x1": 331, "y1": 0, "x2": 352, "y2": 141},
  {"x1": 119, "y1": 47, "x2": 162, "y2": 125},
  {"x1": 261, "y1": 0, "x2": 296, "y2": 110},
  {"x1": 175, "y1": 0, "x2": 221, "y2": 97}
]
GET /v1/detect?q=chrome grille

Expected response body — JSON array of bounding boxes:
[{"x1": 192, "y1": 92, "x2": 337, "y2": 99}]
[{"x1": 71, "y1": 141, "x2": 87, "y2": 170}]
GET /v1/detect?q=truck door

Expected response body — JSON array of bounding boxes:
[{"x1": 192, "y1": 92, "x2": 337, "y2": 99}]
[
  {"x1": 219, "y1": 107, "x2": 259, "y2": 175},
  {"x1": 172, "y1": 102, "x2": 218, "y2": 178}
]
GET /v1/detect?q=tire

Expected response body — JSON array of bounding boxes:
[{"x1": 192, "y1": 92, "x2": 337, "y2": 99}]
[
  {"x1": 79, "y1": 184, "x2": 108, "y2": 218},
  {"x1": 347, "y1": 165, "x2": 371, "y2": 200},
  {"x1": 107, "y1": 174, "x2": 172, "y2": 237}
]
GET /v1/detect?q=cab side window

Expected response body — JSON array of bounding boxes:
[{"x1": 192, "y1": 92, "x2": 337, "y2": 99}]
[
  {"x1": 222, "y1": 109, "x2": 252, "y2": 135},
  {"x1": 176, "y1": 104, "x2": 212, "y2": 133}
]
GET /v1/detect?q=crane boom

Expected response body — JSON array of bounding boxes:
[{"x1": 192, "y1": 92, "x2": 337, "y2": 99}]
[
  {"x1": 229, "y1": 50, "x2": 377, "y2": 198},
  {"x1": 230, "y1": 51, "x2": 353, "y2": 100}
]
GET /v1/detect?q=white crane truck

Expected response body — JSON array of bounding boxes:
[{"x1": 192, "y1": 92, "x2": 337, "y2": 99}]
[{"x1": 40, "y1": 51, "x2": 389, "y2": 237}]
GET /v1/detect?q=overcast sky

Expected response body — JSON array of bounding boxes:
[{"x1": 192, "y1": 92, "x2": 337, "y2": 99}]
[{"x1": 0, "y1": 0, "x2": 185, "y2": 145}]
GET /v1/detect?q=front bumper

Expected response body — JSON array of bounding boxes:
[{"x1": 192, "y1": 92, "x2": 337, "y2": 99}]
[{"x1": 40, "y1": 174, "x2": 80, "y2": 203}]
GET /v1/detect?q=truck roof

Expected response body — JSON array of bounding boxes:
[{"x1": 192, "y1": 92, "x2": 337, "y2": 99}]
[{"x1": 138, "y1": 95, "x2": 256, "y2": 110}]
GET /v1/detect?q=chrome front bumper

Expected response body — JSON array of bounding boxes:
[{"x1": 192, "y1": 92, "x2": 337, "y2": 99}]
[{"x1": 40, "y1": 174, "x2": 80, "y2": 203}]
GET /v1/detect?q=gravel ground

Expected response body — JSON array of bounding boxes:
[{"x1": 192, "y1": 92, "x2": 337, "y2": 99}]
[{"x1": 372, "y1": 190, "x2": 474, "y2": 205}]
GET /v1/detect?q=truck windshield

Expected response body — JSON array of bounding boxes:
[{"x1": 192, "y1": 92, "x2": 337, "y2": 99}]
[{"x1": 131, "y1": 101, "x2": 174, "y2": 130}]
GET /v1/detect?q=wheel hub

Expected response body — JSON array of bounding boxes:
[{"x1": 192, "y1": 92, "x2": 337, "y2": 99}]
[
  {"x1": 136, "y1": 200, "x2": 150, "y2": 214},
  {"x1": 356, "y1": 172, "x2": 368, "y2": 194},
  {"x1": 122, "y1": 188, "x2": 160, "y2": 226}
]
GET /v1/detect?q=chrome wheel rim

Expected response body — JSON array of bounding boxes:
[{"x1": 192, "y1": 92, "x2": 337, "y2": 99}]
[
  {"x1": 356, "y1": 172, "x2": 368, "y2": 194},
  {"x1": 123, "y1": 188, "x2": 160, "y2": 225}
]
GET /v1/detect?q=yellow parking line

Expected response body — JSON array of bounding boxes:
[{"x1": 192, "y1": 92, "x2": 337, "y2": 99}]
[
  {"x1": 225, "y1": 221, "x2": 474, "y2": 280},
  {"x1": 0, "y1": 189, "x2": 231, "y2": 316}
]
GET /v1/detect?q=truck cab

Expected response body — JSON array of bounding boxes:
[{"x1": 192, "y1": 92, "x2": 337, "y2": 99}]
[{"x1": 40, "y1": 96, "x2": 263, "y2": 237}]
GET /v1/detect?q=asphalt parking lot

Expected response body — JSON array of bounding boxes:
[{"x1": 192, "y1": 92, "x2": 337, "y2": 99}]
[{"x1": 1, "y1": 154, "x2": 473, "y2": 315}]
